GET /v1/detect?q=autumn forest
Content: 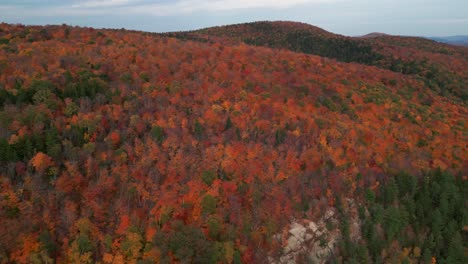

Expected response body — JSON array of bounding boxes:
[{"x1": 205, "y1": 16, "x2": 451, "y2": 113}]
[{"x1": 0, "y1": 21, "x2": 466, "y2": 263}]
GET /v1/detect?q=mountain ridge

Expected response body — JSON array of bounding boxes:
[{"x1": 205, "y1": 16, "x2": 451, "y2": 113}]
[
  {"x1": 163, "y1": 21, "x2": 468, "y2": 101},
  {"x1": 427, "y1": 35, "x2": 468, "y2": 46},
  {"x1": 357, "y1": 32, "x2": 391, "y2": 38}
]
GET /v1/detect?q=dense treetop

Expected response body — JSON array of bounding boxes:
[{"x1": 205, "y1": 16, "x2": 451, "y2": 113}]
[{"x1": 0, "y1": 22, "x2": 466, "y2": 263}]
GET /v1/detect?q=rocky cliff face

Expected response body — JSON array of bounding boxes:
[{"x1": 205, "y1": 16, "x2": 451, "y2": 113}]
[{"x1": 270, "y1": 200, "x2": 361, "y2": 264}]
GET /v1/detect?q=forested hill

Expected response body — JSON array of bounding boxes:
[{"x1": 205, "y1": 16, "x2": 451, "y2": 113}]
[
  {"x1": 162, "y1": 21, "x2": 381, "y2": 64},
  {"x1": 164, "y1": 21, "x2": 468, "y2": 102},
  {"x1": 0, "y1": 22, "x2": 466, "y2": 263}
]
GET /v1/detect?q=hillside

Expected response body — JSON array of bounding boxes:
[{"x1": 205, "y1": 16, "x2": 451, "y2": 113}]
[
  {"x1": 163, "y1": 21, "x2": 383, "y2": 65},
  {"x1": 165, "y1": 21, "x2": 468, "y2": 102},
  {"x1": 359, "y1": 32, "x2": 390, "y2": 38},
  {"x1": 0, "y1": 23, "x2": 467, "y2": 263}
]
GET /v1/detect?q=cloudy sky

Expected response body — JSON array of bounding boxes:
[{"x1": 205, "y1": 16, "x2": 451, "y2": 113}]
[{"x1": 1, "y1": 0, "x2": 467, "y2": 36}]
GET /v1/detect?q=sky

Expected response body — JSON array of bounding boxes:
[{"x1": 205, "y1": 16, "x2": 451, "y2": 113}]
[{"x1": 1, "y1": 0, "x2": 467, "y2": 36}]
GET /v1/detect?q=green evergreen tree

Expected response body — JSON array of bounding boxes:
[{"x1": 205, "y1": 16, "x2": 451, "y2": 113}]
[
  {"x1": 201, "y1": 195, "x2": 217, "y2": 215},
  {"x1": 225, "y1": 116, "x2": 233, "y2": 131},
  {"x1": 445, "y1": 232, "x2": 466, "y2": 264},
  {"x1": 46, "y1": 126, "x2": 60, "y2": 159}
]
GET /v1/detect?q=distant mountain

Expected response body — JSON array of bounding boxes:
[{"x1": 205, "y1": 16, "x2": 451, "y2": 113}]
[
  {"x1": 427, "y1": 36, "x2": 468, "y2": 46},
  {"x1": 163, "y1": 21, "x2": 468, "y2": 101},
  {"x1": 359, "y1": 32, "x2": 390, "y2": 38},
  {"x1": 163, "y1": 21, "x2": 378, "y2": 64}
]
